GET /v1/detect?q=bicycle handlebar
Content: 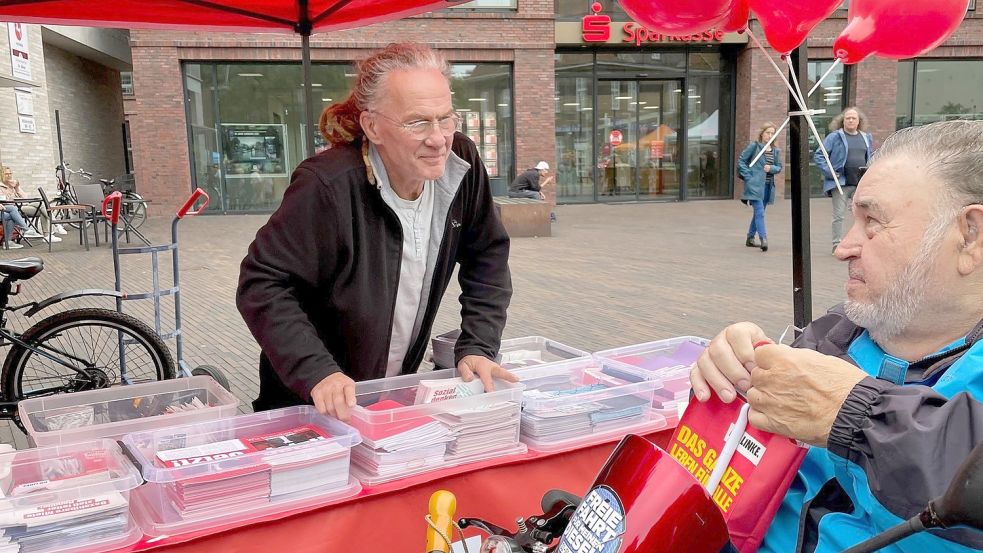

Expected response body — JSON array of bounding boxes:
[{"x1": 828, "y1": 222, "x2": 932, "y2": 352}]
[
  {"x1": 177, "y1": 188, "x2": 209, "y2": 219},
  {"x1": 57, "y1": 163, "x2": 92, "y2": 179},
  {"x1": 101, "y1": 191, "x2": 122, "y2": 226}
]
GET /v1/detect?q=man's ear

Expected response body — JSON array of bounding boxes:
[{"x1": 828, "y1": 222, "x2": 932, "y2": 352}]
[
  {"x1": 957, "y1": 204, "x2": 983, "y2": 275},
  {"x1": 360, "y1": 111, "x2": 382, "y2": 145}
]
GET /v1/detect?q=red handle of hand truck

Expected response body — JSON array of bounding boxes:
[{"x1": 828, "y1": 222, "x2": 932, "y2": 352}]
[
  {"x1": 101, "y1": 191, "x2": 122, "y2": 226},
  {"x1": 177, "y1": 188, "x2": 209, "y2": 219}
]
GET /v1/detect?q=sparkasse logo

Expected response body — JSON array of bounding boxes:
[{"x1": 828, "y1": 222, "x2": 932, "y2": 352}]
[{"x1": 582, "y1": 2, "x2": 611, "y2": 42}]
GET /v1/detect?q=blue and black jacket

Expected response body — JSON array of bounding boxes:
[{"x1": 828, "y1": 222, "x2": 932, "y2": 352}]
[{"x1": 761, "y1": 306, "x2": 983, "y2": 552}]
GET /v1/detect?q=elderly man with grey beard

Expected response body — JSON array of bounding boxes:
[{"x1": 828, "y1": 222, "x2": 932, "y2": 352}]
[{"x1": 689, "y1": 120, "x2": 983, "y2": 553}]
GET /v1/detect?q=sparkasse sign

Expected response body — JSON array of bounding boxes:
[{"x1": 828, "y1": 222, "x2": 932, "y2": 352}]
[{"x1": 575, "y1": 2, "x2": 733, "y2": 46}]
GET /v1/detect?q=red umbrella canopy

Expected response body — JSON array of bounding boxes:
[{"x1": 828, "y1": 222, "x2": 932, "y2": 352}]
[{"x1": 0, "y1": 0, "x2": 460, "y2": 34}]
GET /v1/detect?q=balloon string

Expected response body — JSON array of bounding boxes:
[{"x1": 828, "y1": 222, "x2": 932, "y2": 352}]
[{"x1": 744, "y1": 29, "x2": 843, "y2": 195}]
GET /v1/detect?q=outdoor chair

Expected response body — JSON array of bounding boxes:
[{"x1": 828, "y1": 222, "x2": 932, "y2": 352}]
[
  {"x1": 71, "y1": 181, "x2": 111, "y2": 247},
  {"x1": 38, "y1": 187, "x2": 90, "y2": 252}
]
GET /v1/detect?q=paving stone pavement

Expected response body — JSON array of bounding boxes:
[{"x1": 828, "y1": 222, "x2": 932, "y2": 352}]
[{"x1": 0, "y1": 198, "x2": 851, "y2": 448}]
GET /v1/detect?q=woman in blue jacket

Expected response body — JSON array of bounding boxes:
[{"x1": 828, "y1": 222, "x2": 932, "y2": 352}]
[{"x1": 738, "y1": 123, "x2": 782, "y2": 252}]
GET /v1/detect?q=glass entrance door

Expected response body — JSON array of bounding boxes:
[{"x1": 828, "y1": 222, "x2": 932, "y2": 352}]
[{"x1": 596, "y1": 79, "x2": 682, "y2": 201}]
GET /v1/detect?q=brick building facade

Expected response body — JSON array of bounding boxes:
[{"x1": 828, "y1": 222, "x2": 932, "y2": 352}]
[
  {"x1": 126, "y1": 3, "x2": 556, "y2": 213},
  {"x1": 3, "y1": 4, "x2": 981, "y2": 214}
]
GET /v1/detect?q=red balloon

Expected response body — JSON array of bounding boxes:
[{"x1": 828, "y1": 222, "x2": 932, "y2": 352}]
[
  {"x1": 720, "y1": 0, "x2": 750, "y2": 33},
  {"x1": 619, "y1": 0, "x2": 734, "y2": 34},
  {"x1": 833, "y1": 0, "x2": 967, "y2": 64},
  {"x1": 748, "y1": 0, "x2": 841, "y2": 54}
]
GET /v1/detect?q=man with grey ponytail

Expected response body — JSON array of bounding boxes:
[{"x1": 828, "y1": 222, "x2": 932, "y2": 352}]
[
  {"x1": 238, "y1": 43, "x2": 514, "y2": 421},
  {"x1": 691, "y1": 120, "x2": 983, "y2": 551}
]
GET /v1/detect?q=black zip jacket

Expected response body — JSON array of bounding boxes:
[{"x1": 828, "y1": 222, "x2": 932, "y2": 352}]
[{"x1": 237, "y1": 134, "x2": 512, "y2": 410}]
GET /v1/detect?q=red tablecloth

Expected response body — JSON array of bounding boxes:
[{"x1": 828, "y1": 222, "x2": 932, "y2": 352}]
[{"x1": 117, "y1": 431, "x2": 672, "y2": 553}]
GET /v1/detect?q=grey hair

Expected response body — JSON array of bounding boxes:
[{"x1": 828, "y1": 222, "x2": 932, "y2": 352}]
[
  {"x1": 319, "y1": 43, "x2": 450, "y2": 145},
  {"x1": 829, "y1": 107, "x2": 868, "y2": 132},
  {"x1": 870, "y1": 120, "x2": 983, "y2": 208}
]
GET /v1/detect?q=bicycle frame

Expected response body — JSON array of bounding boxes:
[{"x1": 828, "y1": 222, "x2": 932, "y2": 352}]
[{"x1": 0, "y1": 273, "x2": 126, "y2": 417}]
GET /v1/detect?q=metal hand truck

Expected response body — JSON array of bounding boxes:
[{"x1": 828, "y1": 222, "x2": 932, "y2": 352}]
[{"x1": 101, "y1": 189, "x2": 230, "y2": 390}]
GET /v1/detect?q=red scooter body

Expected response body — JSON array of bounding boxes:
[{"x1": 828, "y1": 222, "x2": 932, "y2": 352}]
[{"x1": 557, "y1": 434, "x2": 731, "y2": 553}]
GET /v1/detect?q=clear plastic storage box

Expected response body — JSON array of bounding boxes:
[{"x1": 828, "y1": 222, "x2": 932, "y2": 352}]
[
  {"x1": 348, "y1": 370, "x2": 527, "y2": 486},
  {"x1": 431, "y1": 332, "x2": 589, "y2": 370},
  {"x1": 18, "y1": 376, "x2": 240, "y2": 447},
  {"x1": 0, "y1": 439, "x2": 143, "y2": 553},
  {"x1": 512, "y1": 358, "x2": 668, "y2": 453},
  {"x1": 122, "y1": 405, "x2": 361, "y2": 537},
  {"x1": 594, "y1": 337, "x2": 709, "y2": 428}
]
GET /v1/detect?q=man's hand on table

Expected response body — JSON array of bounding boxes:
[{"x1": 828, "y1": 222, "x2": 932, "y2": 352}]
[
  {"x1": 458, "y1": 354, "x2": 518, "y2": 393},
  {"x1": 311, "y1": 372, "x2": 356, "y2": 422},
  {"x1": 690, "y1": 322, "x2": 867, "y2": 447}
]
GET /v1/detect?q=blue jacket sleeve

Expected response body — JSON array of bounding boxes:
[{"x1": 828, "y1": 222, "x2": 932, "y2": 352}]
[
  {"x1": 815, "y1": 134, "x2": 836, "y2": 179},
  {"x1": 737, "y1": 142, "x2": 757, "y2": 181},
  {"x1": 827, "y1": 377, "x2": 983, "y2": 548}
]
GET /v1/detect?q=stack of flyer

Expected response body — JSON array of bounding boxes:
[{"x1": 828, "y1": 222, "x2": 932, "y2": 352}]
[
  {"x1": 513, "y1": 359, "x2": 664, "y2": 452},
  {"x1": 595, "y1": 337, "x2": 709, "y2": 427},
  {"x1": 0, "y1": 441, "x2": 141, "y2": 553},
  {"x1": 151, "y1": 423, "x2": 349, "y2": 511},
  {"x1": 521, "y1": 383, "x2": 649, "y2": 442},
  {"x1": 349, "y1": 374, "x2": 525, "y2": 484},
  {"x1": 124, "y1": 406, "x2": 360, "y2": 538},
  {"x1": 349, "y1": 399, "x2": 454, "y2": 480}
]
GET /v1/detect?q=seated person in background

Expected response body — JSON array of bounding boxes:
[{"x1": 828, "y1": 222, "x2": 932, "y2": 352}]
[
  {"x1": 508, "y1": 161, "x2": 553, "y2": 200},
  {"x1": 690, "y1": 120, "x2": 983, "y2": 552},
  {"x1": 1, "y1": 166, "x2": 61, "y2": 242}
]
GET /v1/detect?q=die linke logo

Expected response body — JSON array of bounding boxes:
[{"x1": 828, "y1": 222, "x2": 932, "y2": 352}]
[{"x1": 581, "y1": 3, "x2": 726, "y2": 46}]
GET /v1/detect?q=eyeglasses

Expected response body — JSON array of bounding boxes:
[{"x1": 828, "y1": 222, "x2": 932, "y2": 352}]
[{"x1": 373, "y1": 111, "x2": 460, "y2": 139}]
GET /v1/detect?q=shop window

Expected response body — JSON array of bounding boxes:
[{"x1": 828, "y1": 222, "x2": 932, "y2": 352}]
[
  {"x1": 896, "y1": 59, "x2": 983, "y2": 130},
  {"x1": 896, "y1": 61, "x2": 914, "y2": 129},
  {"x1": 781, "y1": 60, "x2": 846, "y2": 198},
  {"x1": 555, "y1": 53, "x2": 595, "y2": 203},
  {"x1": 184, "y1": 61, "x2": 514, "y2": 212},
  {"x1": 450, "y1": 63, "x2": 515, "y2": 195},
  {"x1": 686, "y1": 53, "x2": 732, "y2": 198},
  {"x1": 556, "y1": 50, "x2": 734, "y2": 203}
]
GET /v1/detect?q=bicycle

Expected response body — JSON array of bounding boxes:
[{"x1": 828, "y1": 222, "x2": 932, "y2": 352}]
[
  {"x1": 0, "y1": 257, "x2": 175, "y2": 431},
  {"x1": 53, "y1": 163, "x2": 149, "y2": 231},
  {"x1": 99, "y1": 174, "x2": 148, "y2": 231}
]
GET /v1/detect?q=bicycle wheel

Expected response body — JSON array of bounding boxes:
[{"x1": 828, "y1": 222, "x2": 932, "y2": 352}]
[
  {"x1": 122, "y1": 192, "x2": 148, "y2": 230},
  {"x1": 1, "y1": 308, "x2": 176, "y2": 404}
]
